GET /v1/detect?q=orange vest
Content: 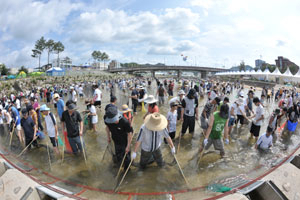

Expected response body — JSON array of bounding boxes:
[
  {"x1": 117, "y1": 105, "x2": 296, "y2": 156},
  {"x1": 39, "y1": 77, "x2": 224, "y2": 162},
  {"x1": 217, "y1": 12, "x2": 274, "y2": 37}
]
[{"x1": 123, "y1": 112, "x2": 133, "y2": 124}]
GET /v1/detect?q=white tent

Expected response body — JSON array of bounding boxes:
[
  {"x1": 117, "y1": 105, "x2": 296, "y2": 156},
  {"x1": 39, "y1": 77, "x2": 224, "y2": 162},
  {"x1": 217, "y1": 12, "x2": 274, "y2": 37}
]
[
  {"x1": 271, "y1": 67, "x2": 282, "y2": 76},
  {"x1": 282, "y1": 67, "x2": 293, "y2": 77}
]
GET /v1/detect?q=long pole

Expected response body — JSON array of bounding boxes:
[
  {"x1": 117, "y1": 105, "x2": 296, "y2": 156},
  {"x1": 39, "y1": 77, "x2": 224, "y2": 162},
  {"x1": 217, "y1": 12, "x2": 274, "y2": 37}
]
[
  {"x1": 17, "y1": 138, "x2": 36, "y2": 157},
  {"x1": 80, "y1": 136, "x2": 87, "y2": 165},
  {"x1": 115, "y1": 152, "x2": 127, "y2": 180},
  {"x1": 114, "y1": 158, "x2": 133, "y2": 192},
  {"x1": 9, "y1": 124, "x2": 15, "y2": 148},
  {"x1": 101, "y1": 144, "x2": 109, "y2": 161},
  {"x1": 169, "y1": 145, "x2": 189, "y2": 187},
  {"x1": 47, "y1": 142, "x2": 52, "y2": 170},
  {"x1": 177, "y1": 132, "x2": 182, "y2": 153}
]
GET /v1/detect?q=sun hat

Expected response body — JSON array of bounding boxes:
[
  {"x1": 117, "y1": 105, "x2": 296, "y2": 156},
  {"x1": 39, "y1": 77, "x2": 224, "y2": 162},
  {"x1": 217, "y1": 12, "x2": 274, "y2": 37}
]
[
  {"x1": 144, "y1": 95, "x2": 158, "y2": 104},
  {"x1": 40, "y1": 104, "x2": 50, "y2": 112},
  {"x1": 178, "y1": 90, "x2": 185, "y2": 95},
  {"x1": 239, "y1": 91, "x2": 244, "y2": 97},
  {"x1": 105, "y1": 107, "x2": 122, "y2": 124},
  {"x1": 144, "y1": 113, "x2": 168, "y2": 131},
  {"x1": 170, "y1": 102, "x2": 178, "y2": 107},
  {"x1": 121, "y1": 104, "x2": 132, "y2": 113},
  {"x1": 67, "y1": 103, "x2": 77, "y2": 110},
  {"x1": 53, "y1": 93, "x2": 60, "y2": 99}
]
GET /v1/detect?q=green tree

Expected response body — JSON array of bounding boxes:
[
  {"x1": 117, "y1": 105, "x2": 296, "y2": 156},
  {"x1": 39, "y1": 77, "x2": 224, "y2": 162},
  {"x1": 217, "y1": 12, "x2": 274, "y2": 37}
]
[
  {"x1": 100, "y1": 52, "x2": 109, "y2": 69},
  {"x1": 18, "y1": 66, "x2": 29, "y2": 74},
  {"x1": 290, "y1": 65, "x2": 299, "y2": 75},
  {"x1": 238, "y1": 61, "x2": 246, "y2": 71},
  {"x1": 0, "y1": 64, "x2": 10, "y2": 75},
  {"x1": 32, "y1": 36, "x2": 46, "y2": 71},
  {"x1": 45, "y1": 39, "x2": 55, "y2": 66},
  {"x1": 53, "y1": 41, "x2": 65, "y2": 67}
]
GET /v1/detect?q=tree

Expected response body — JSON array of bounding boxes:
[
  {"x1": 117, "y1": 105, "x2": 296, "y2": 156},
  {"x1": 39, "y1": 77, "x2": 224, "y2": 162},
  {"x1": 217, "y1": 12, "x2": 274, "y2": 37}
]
[
  {"x1": 238, "y1": 61, "x2": 246, "y2": 71},
  {"x1": 32, "y1": 36, "x2": 46, "y2": 70},
  {"x1": 91, "y1": 50, "x2": 102, "y2": 69},
  {"x1": 0, "y1": 64, "x2": 10, "y2": 75},
  {"x1": 18, "y1": 66, "x2": 29, "y2": 74},
  {"x1": 45, "y1": 39, "x2": 55, "y2": 66},
  {"x1": 100, "y1": 52, "x2": 109, "y2": 69},
  {"x1": 53, "y1": 41, "x2": 65, "y2": 67}
]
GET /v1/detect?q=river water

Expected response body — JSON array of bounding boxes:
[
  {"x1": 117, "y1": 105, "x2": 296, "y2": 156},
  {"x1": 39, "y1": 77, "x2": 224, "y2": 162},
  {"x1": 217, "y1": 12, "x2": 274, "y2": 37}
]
[{"x1": 1, "y1": 80, "x2": 299, "y2": 199}]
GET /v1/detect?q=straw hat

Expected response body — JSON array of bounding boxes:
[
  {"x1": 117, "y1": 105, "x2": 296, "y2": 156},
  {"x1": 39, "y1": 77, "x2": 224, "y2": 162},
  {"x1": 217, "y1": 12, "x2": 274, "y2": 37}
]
[
  {"x1": 122, "y1": 104, "x2": 132, "y2": 113},
  {"x1": 53, "y1": 93, "x2": 60, "y2": 99},
  {"x1": 144, "y1": 113, "x2": 168, "y2": 131},
  {"x1": 144, "y1": 95, "x2": 158, "y2": 104}
]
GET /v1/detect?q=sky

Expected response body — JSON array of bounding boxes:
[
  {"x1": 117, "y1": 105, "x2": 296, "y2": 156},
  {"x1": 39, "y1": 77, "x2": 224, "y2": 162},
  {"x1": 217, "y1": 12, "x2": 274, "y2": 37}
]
[{"x1": 1, "y1": 0, "x2": 300, "y2": 69}]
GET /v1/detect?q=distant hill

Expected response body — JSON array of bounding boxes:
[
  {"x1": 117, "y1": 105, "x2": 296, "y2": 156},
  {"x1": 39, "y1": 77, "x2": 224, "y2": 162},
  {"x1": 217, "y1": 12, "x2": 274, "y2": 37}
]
[{"x1": 229, "y1": 65, "x2": 254, "y2": 71}]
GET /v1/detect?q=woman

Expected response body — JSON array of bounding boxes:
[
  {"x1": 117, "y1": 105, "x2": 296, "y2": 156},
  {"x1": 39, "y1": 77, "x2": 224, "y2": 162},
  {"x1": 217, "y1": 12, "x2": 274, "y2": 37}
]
[
  {"x1": 143, "y1": 95, "x2": 159, "y2": 119},
  {"x1": 122, "y1": 104, "x2": 134, "y2": 125}
]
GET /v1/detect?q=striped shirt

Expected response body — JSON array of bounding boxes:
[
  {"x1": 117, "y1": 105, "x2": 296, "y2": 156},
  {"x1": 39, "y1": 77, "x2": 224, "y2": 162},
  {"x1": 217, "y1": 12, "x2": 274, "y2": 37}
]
[{"x1": 137, "y1": 124, "x2": 170, "y2": 152}]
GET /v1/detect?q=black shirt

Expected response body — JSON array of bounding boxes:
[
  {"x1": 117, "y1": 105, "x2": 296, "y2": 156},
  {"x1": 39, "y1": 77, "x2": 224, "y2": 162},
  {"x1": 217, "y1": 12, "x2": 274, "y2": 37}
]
[
  {"x1": 104, "y1": 117, "x2": 133, "y2": 146},
  {"x1": 21, "y1": 116, "x2": 35, "y2": 139},
  {"x1": 131, "y1": 89, "x2": 139, "y2": 104},
  {"x1": 61, "y1": 110, "x2": 82, "y2": 137}
]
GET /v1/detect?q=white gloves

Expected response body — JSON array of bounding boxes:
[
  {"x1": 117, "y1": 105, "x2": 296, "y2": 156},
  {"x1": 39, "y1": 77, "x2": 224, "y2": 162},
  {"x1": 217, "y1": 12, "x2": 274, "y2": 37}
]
[
  {"x1": 203, "y1": 138, "x2": 208, "y2": 146},
  {"x1": 171, "y1": 147, "x2": 176, "y2": 155},
  {"x1": 132, "y1": 152, "x2": 137, "y2": 159},
  {"x1": 225, "y1": 138, "x2": 229, "y2": 145}
]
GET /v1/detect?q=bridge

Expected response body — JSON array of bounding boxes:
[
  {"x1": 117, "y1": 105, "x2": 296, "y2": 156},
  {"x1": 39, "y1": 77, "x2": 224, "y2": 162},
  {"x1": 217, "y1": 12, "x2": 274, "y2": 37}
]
[{"x1": 108, "y1": 65, "x2": 227, "y2": 78}]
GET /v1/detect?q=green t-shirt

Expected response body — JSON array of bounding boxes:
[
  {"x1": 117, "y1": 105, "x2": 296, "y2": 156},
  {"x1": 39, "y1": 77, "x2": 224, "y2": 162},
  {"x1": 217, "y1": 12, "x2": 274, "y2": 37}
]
[{"x1": 210, "y1": 111, "x2": 227, "y2": 139}]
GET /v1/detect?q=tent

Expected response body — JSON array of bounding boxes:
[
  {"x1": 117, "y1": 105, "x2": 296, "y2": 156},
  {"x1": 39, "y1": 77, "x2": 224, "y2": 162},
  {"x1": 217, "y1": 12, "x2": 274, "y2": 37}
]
[
  {"x1": 46, "y1": 67, "x2": 65, "y2": 76},
  {"x1": 7, "y1": 75, "x2": 16, "y2": 79},
  {"x1": 29, "y1": 72, "x2": 45, "y2": 77},
  {"x1": 17, "y1": 71, "x2": 27, "y2": 78}
]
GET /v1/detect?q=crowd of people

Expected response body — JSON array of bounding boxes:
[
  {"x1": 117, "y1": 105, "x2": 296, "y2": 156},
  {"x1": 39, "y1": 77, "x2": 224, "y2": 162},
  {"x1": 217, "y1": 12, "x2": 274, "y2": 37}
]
[{"x1": 0, "y1": 76, "x2": 298, "y2": 175}]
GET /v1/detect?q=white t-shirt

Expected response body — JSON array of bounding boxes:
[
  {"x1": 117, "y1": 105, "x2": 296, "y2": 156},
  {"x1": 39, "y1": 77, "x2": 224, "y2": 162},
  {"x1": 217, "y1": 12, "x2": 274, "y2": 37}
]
[
  {"x1": 15, "y1": 99, "x2": 21, "y2": 109},
  {"x1": 72, "y1": 90, "x2": 77, "y2": 102},
  {"x1": 236, "y1": 100, "x2": 245, "y2": 115},
  {"x1": 94, "y1": 88, "x2": 102, "y2": 101},
  {"x1": 254, "y1": 104, "x2": 264, "y2": 126},
  {"x1": 230, "y1": 103, "x2": 238, "y2": 117},
  {"x1": 45, "y1": 113, "x2": 56, "y2": 137},
  {"x1": 256, "y1": 133, "x2": 273, "y2": 150},
  {"x1": 167, "y1": 110, "x2": 177, "y2": 132},
  {"x1": 90, "y1": 105, "x2": 98, "y2": 124},
  {"x1": 78, "y1": 87, "x2": 83, "y2": 95}
]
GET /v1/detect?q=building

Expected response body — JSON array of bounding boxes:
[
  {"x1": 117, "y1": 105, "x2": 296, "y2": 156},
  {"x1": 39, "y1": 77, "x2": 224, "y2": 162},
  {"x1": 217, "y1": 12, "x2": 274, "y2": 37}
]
[
  {"x1": 52, "y1": 57, "x2": 72, "y2": 70},
  {"x1": 275, "y1": 56, "x2": 299, "y2": 71},
  {"x1": 255, "y1": 59, "x2": 266, "y2": 69},
  {"x1": 108, "y1": 60, "x2": 121, "y2": 70}
]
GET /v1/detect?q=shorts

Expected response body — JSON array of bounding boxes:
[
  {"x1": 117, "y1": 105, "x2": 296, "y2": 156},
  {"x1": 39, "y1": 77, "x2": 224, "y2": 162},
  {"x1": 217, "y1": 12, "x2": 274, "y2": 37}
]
[
  {"x1": 204, "y1": 138, "x2": 225, "y2": 154},
  {"x1": 94, "y1": 101, "x2": 101, "y2": 107},
  {"x1": 250, "y1": 123, "x2": 261, "y2": 137},
  {"x1": 16, "y1": 124, "x2": 21, "y2": 131},
  {"x1": 236, "y1": 115, "x2": 244, "y2": 125},
  {"x1": 200, "y1": 116, "x2": 208, "y2": 130},
  {"x1": 228, "y1": 117, "x2": 235, "y2": 127},
  {"x1": 79, "y1": 93, "x2": 84, "y2": 97},
  {"x1": 49, "y1": 137, "x2": 57, "y2": 147}
]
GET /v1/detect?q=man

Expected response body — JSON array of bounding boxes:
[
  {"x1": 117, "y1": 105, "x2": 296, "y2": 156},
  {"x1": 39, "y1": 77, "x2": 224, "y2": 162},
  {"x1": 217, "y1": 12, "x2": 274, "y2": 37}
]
[
  {"x1": 20, "y1": 108, "x2": 38, "y2": 149},
  {"x1": 53, "y1": 93, "x2": 64, "y2": 120},
  {"x1": 105, "y1": 96, "x2": 117, "y2": 111},
  {"x1": 93, "y1": 85, "x2": 102, "y2": 108},
  {"x1": 130, "y1": 86, "x2": 139, "y2": 115},
  {"x1": 40, "y1": 104, "x2": 59, "y2": 154},
  {"x1": 70, "y1": 87, "x2": 77, "y2": 105},
  {"x1": 200, "y1": 97, "x2": 221, "y2": 136},
  {"x1": 255, "y1": 127, "x2": 273, "y2": 151},
  {"x1": 61, "y1": 101, "x2": 84, "y2": 154},
  {"x1": 132, "y1": 113, "x2": 175, "y2": 169},
  {"x1": 245, "y1": 90, "x2": 254, "y2": 117},
  {"x1": 180, "y1": 89, "x2": 200, "y2": 136},
  {"x1": 250, "y1": 97, "x2": 264, "y2": 141},
  {"x1": 9, "y1": 105, "x2": 23, "y2": 145},
  {"x1": 168, "y1": 81, "x2": 174, "y2": 97},
  {"x1": 156, "y1": 84, "x2": 167, "y2": 105},
  {"x1": 104, "y1": 107, "x2": 133, "y2": 169},
  {"x1": 200, "y1": 104, "x2": 230, "y2": 157}
]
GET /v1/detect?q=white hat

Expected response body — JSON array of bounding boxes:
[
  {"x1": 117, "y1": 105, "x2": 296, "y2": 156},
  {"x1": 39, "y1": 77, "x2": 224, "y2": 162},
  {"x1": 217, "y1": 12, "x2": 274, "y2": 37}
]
[
  {"x1": 144, "y1": 113, "x2": 168, "y2": 131},
  {"x1": 144, "y1": 95, "x2": 158, "y2": 104},
  {"x1": 178, "y1": 90, "x2": 185, "y2": 95}
]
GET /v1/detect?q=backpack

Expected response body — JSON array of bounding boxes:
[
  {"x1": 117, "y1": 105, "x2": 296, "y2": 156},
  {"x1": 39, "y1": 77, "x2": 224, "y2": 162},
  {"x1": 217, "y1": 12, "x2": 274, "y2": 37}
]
[{"x1": 49, "y1": 112, "x2": 56, "y2": 126}]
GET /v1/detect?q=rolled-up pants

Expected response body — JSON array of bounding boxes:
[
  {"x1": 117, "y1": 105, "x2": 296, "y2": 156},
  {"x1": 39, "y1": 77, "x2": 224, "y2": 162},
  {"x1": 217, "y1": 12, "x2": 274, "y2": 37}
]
[
  {"x1": 140, "y1": 148, "x2": 164, "y2": 169},
  {"x1": 181, "y1": 115, "x2": 195, "y2": 135}
]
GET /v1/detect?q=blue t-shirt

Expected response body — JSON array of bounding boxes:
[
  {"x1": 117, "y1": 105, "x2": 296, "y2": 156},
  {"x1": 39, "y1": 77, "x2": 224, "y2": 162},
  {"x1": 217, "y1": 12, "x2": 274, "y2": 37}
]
[
  {"x1": 11, "y1": 106, "x2": 21, "y2": 125},
  {"x1": 57, "y1": 99, "x2": 65, "y2": 119}
]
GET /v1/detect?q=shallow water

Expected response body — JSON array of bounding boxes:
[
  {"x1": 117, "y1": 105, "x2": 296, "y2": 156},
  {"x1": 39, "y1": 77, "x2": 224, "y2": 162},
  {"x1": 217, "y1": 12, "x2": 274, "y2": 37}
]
[{"x1": 1, "y1": 80, "x2": 300, "y2": 199}]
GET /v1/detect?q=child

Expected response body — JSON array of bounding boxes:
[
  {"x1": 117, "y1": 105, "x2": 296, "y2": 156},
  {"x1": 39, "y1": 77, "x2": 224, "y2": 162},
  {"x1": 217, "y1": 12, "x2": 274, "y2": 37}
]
[
  {"x1": 88, "y1": 100, "x2": 98, "y2": 132},
  {"x1": 164, "y1": 102, "x2": 178, "y2": 144},
  {"x1": 255, "y1": 127, "x2": 273, "y2": 151},
  {"x1": 40, "y1": 105, "x2": 59, "y2": 154},
  {"x1": 21, "y1": 108, "x2": 38, "y2": 149}
]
